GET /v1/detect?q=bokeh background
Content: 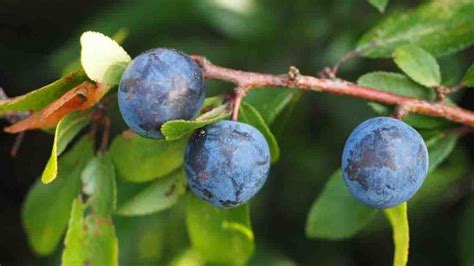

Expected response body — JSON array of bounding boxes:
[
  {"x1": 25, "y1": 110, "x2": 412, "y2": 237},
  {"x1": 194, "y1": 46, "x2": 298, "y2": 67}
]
[{"x1": 0, "y1": 0, "x2": 473, "y2": 265}]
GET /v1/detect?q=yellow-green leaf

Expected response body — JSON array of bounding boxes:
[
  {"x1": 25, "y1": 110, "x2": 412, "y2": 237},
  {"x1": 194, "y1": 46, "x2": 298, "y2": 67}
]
[
  {"x1": 162, "y1": 103, "x2": 231, "y2": 141},
  {"x1": 80, "y1": 31, "x2": 131, "y2": 85},
  {"x1": 384, "y1": 202, "x2": 409, "y2": 266},
  {"x1": 41, "y1": 111, "x2": 91, "y2": 184}
]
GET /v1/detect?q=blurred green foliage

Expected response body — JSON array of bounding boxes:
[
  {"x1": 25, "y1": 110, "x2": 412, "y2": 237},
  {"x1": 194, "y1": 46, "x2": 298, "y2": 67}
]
[{"x1": 1, "y1": 0, "x2": 473, "y2": 265}]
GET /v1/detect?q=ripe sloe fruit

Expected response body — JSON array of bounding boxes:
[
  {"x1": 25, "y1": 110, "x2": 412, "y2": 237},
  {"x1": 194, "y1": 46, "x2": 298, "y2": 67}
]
[
  {"x1": 341, "y1": 117, "x2": 428, "y2": 209},
  {"x1": 184, "y1": 120, "x2": 271, "y2": 208},
  {"x1": 118, "y1": 48, "x2": 205, "y2": 139}
]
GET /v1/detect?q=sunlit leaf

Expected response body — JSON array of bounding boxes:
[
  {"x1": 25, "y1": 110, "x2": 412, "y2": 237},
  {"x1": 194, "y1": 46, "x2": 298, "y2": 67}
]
[
  {"x1": 80, "y1": 31, "x2": 131, "y2": 85},
  {"x1": 384, "y1": 202, "x2": 409, "y2": 266}
]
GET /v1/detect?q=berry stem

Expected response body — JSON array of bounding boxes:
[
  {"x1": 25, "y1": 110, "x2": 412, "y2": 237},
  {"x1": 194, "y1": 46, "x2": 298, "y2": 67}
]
[
  {"x1": 192, "y1": 55, "x2": 474, "y2": 127},
  {"x1": 231, "y1": 88, "x2": 245, "y2": 121}
]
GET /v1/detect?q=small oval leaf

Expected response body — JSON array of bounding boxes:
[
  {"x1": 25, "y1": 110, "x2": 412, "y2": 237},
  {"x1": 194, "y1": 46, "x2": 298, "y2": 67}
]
[
  {"x1": 393, "y1": 44, "x2": 441, "y2": 87},
  {"x1": 80, "y1": 31, "x2": 131, "y2": 85}
]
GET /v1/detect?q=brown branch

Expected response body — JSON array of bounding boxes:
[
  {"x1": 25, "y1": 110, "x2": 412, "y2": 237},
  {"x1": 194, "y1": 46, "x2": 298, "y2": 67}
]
[{"x1": 192, "y1": 55, "x2": 474, "y2": 127}]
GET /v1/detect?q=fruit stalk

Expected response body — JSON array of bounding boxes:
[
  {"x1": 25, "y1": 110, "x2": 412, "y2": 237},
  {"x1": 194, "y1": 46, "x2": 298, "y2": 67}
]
[{"x1": 191, "y1": 55, "x2": 474, "y2": 127}]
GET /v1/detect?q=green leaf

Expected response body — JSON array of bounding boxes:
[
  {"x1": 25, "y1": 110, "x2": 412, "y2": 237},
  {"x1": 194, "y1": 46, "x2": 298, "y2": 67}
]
[
  {"x1": 463, "y1": 64, "x2": 474, "y2": 87},
  {"x1": 115, "y1": 170, "x2": 187, "y2": 216},
  {"x1": 109, "y1": 133, "x2": 187, "y2": 182},
  {"x1": 384, "y1": 202, "x2": 409, "y2": 266},
  {"x1": 244, "y1": 89, "x2": 296, "y2": 124},
  {"x1": 0, "y1": 69, "x2": 87, "y2": 113},
  {"x1": 239, "y1": 102, "x2": 280, "y2": 163},
  {"x1": 41, "y1": 111, "x2": 91, "y2": 184},
  {"x1": 80, "y1": 31, "x2": 131, "y2": 85},
  {"x1": 186, "y1": 194, "x2": 255, "y2": 265},
  {"x1": 424, "y1": 130, "x2": 459, "y2": 172},
  {"x1": 357, "y1": 0, "x2": 474, "y2": 58},
  {"x1": 306, "y1": 170, "x2": 377, "y2": 239},
  {"x1": 62, "y1": 198, "x2": 119, "y2": 266},
  {"x1": 358, "y1": 72, "x2": 451, "y2": 129},
  {"x1": 21, "y1": 137, "x2": 94, "y2": 256},
  {"x1": 368, "y1": 0, "x2": 389, "y2": 12},
  {"x1": 393, "y1": 44, "x2": 441, "y2": 87},
  {"x1": 162, "y1": 103, "x2": 231, "y2": 141},
  {"x1": 81, "y1": 154, "x2": 117, "y2": 217},
  {"x1": 358, "y1": 72, "x2": 435, "y2": 99}
]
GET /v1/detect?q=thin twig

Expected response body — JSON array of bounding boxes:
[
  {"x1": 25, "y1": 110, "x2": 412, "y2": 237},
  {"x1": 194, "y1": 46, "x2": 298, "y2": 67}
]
[
  {"x1": 10, "y1": 132, "x2": 25, "y2": 157},
  {"x1": 331, "y1": 49, "x2": 359, "y2": 76},
  {"x1": 447, "y1": 83, "x2": 467, "y2": 94},
  {"x1": 191, "y1": 55, "x2": 474, "y2": 128},
  {"x1": 99, "y1": 116, "x2": 111, "y2": 153}
]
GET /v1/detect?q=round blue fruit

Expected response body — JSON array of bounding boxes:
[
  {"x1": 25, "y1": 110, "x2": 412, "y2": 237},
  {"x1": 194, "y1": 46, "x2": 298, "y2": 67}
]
[
  {"x1": 184, "y1": 120, "x2": 271, "y2": 208},
  {"x1": 341, "y1": 117, "x2": 429, "y2": 209},
  {"x1": 118, "y1": 48, "x2": 205, "y2": 139}
]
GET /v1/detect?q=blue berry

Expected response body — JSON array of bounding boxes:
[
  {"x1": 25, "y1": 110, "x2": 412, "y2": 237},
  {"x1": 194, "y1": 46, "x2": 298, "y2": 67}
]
[
  {"x1": 118, "y1": 48, "x2": 205, "y2": 139},
  {"x1": 184, "y1": 120, "x2": 271, "y2": 208},
  {"x1": 341, "y1": 117, "x2": 429, "y2": 209}
]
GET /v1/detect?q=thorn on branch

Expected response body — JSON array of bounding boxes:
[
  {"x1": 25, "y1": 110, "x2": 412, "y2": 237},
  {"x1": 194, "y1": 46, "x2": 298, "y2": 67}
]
[
  {"x1": 318, "y1": 67, "x2": 336, "y2": 79},
  {"x1": 391, "y1": 105, "x2": 409, "y2": 120},
  {"x1": 288, "y1": 66, "x2": 301, "y2": 82}
]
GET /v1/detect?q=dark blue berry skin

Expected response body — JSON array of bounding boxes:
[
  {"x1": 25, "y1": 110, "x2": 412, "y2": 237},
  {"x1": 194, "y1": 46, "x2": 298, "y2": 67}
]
[
  {"x1": 341, "y1": 117, "x2": 428, "y2": 209},
  {"x1": 118, "y1": 48, "x2": 205, "y2": 139},
  {"x1": 184, "y1": 120, "x2": 271, "y2": 208}
]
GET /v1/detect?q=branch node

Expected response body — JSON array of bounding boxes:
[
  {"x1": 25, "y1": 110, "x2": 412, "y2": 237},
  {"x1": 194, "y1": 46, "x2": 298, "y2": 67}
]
[{"x1": 435, "y1": 85, "x2": 449, "y2": 102}]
